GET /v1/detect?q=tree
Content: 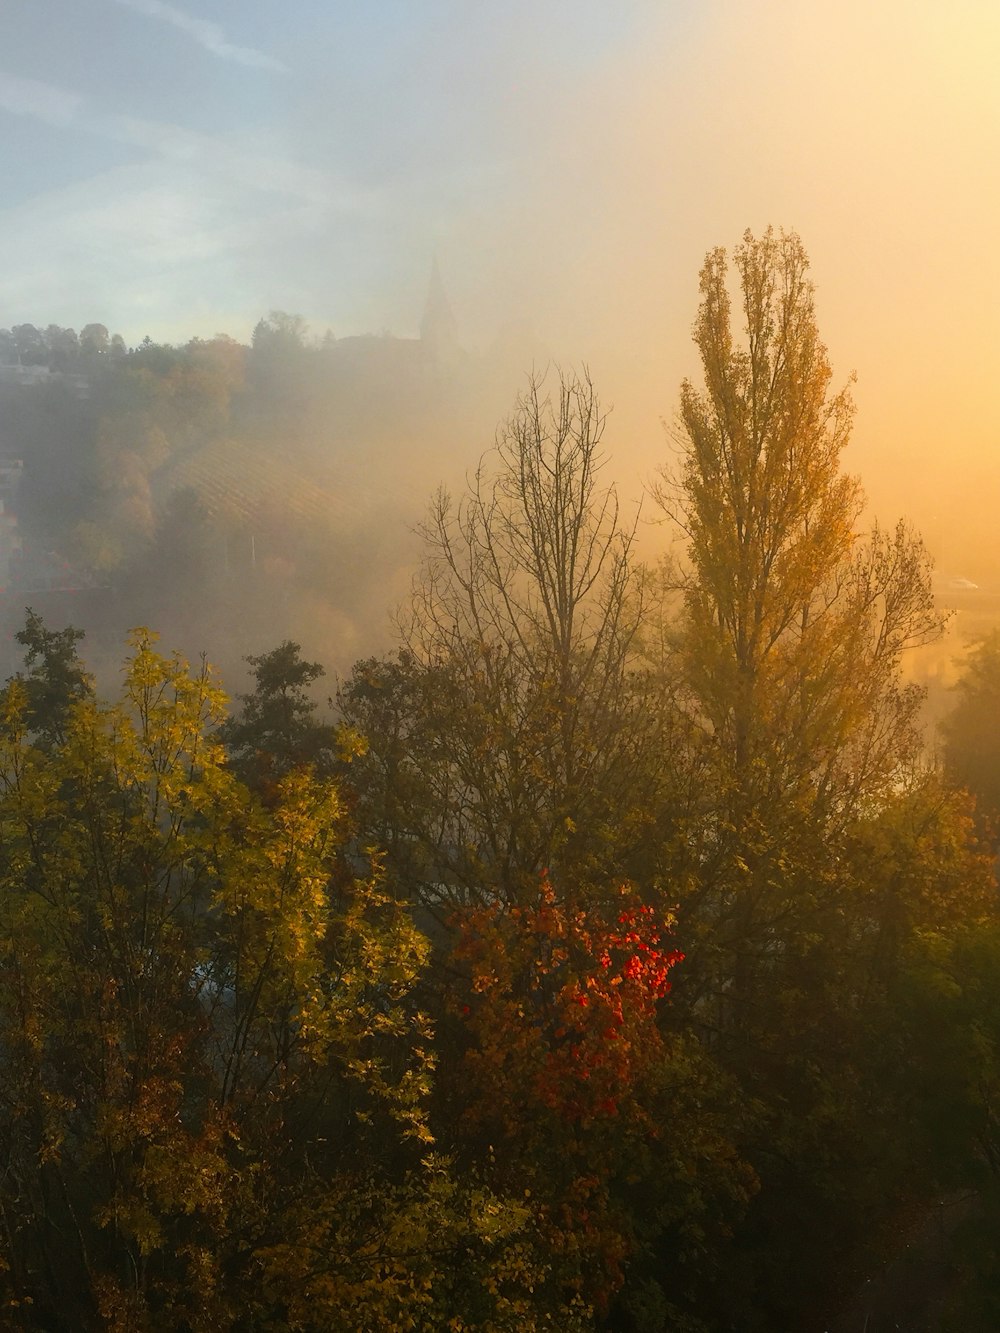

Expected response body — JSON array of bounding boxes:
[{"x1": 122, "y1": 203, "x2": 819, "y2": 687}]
[
  {"x1": 0, "y1": 631, "x2": 544, "y2": 1331},
  {"x1": 13, "y1": 608, "x2": 93, "y2": 747},
  {"x1": 251, "y1": 310, "x2": 308, "y2": 356},
  {"x1": 249, "y1": 311, "x2": 311, "y2": 405},
  {"x1": 440, "y1": 868, "x2": 760, "y2": 1329},
  {"x1": 220, "y1": 639, "x2": 335, "y2": 789},
  {"x1": 940, "y1": 630, "x2": 1000, "y2": 830},
  {"x1": 645, "y1": 229, "x2": 964, "y2": 1327},
  {"x1": 450, "y1": 874, "x2": 683, "y2": 1309},
  {"x1": 657, "y1": 228, "x2": 943, "y2": 1010},
  {"x1": 343, "y1": 368, "x2": 660, "y2": 910},
  {"x1": 80, "y1": 322, "x2": 110, "y2": 357},
  {"x1": 11, "y1": 323, "x2": 45, "y2": 366},
  {"x1": 45, "y1": 325, "x2": 80, "y2": 371}
]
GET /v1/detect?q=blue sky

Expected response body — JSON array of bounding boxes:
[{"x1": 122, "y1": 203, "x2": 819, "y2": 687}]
[{"x1": 0, "y1": 0, "x2": 670, "y2": 344}]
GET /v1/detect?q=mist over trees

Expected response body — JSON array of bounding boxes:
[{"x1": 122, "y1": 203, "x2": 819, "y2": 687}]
[
  {"x1": 0, "y1": 232, "x2": 998, "y2": 1329},
  {"x1": 0, "y1": 295, "x2": 533, "y2": 690}
]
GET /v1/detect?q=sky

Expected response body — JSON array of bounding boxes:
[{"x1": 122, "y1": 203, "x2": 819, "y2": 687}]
[{"x1": 2, "y1": 0, "x2": 1000, "y2": 574}]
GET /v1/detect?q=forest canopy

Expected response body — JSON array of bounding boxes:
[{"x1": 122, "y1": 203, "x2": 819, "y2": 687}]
[{"x1": 0, "y1": 232, "x2": 997, "y2": 1330}]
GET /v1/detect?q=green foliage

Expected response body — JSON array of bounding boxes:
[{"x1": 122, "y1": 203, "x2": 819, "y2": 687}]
[
  {"x1": 0, "y1": 632, "x2": 545, "y2": 1330},
  {"x1": 220, "y1": 639, "x2": 336, "y2": 789},
  {"x1": 12, "y1": 607, "x2": 93, "y2": 746},
  {"x1": 252, "y1": 310, "x2": 309, "y2": 356},
  {"x1": 2, "y1": 236, "x2": 998, "y2": 1330}
]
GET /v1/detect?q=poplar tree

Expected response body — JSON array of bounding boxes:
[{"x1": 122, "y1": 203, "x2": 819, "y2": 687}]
[
  {"x1": 649, "y1": 227, "x2": 973, "y2": 1328},
  {"x1": 658, "y1": 227, "x2": 942, "y2": 1012}
]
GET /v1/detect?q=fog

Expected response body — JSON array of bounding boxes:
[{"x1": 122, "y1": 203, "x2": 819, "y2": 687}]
[
  {"x1": 1, "y1": 0, "x2": 999, "y2": 701},
  {"x1": 6, "y1": 10, "x2": 1000, "y2": 1326}
]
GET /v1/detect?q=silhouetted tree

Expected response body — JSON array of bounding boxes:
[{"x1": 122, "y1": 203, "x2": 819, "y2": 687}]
[
  {"x1": 12, "y1": 609, "x2": 93, "y2": 747},
  {"x1": 343, "y1": 368, "x2": 663, "y2": 911},
  {"x1": 221, "y1": 640, "x2": 334, "y2": 789}
]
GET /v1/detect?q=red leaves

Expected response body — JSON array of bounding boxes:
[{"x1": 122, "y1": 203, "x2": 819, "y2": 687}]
[
  {"x1": 452, "y1": 873, "x2": 683, "y2": 1129},
  {"x1": 447, "y1": 873, "x2": 684, "y2": 1309}
]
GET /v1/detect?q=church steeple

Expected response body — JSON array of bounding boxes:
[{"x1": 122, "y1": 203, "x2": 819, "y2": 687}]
[{"x1": 420, "y1": 257, "x2": 458, "y2": 357}]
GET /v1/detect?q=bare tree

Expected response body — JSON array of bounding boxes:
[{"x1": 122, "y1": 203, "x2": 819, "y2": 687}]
[{"x1": 345, "y1": 369, "x2": 666, "y2": 909}]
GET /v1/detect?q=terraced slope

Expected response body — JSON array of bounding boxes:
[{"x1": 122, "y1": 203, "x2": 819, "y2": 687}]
[{"x1": 152, "y1": 435, "x2": 384, "y2": 528}]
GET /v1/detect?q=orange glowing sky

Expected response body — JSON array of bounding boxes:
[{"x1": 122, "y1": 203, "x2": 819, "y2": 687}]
[{"x1": 1, "y1": 1, "x2": 998, "y2": 579}]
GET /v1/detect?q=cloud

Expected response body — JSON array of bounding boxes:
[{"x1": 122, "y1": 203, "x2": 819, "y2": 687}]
[
  {"x1": 0, "y1": 70, "x2": 371, "y2": 213},
  {"x1": 0, "y1": 73, "x2": 83, "y2": 126},
  {"x1": 0, "y1": 69, "x2": 384, "y2": 341},
  {"x1": 0, "y1": 152, "x2": 335, "y2": 340},
  {"x1": 99, "y1": 114, "x2": 354, "y2": 208},
  {"x1": 110, "y1": 0, "x2": 287, "y2": 72}
]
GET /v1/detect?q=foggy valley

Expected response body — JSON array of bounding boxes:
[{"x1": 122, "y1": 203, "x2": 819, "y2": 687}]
[{"x1": 2, "y1": 3, "x2": 1000, "y2": 1331}]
